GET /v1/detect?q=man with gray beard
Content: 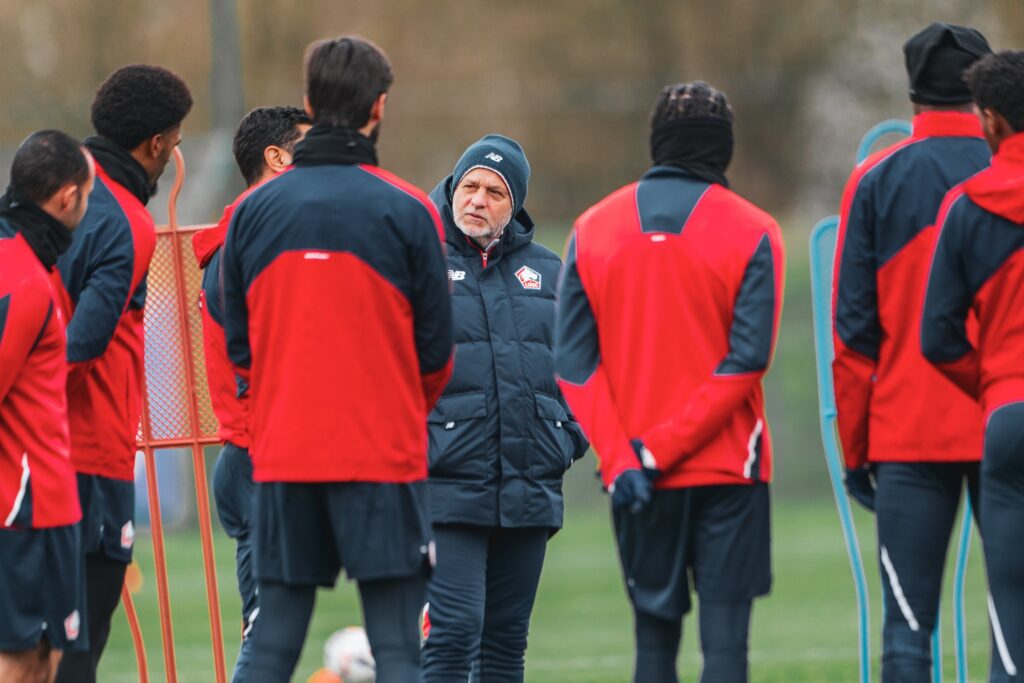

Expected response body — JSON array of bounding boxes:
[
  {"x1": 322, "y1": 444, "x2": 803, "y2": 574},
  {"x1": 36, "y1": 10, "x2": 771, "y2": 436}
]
[{"x1": 421, "y1": 135, "x2": 588, "y2": 682}]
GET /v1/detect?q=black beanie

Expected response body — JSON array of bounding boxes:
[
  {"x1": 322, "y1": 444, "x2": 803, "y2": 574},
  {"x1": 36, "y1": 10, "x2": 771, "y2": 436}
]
[
  {"x1": 451, "y1": 134, "x2": 530, "y2": 217},
  {"x1": 904, "y1": 23, "x2": 992, "y2": 105}
]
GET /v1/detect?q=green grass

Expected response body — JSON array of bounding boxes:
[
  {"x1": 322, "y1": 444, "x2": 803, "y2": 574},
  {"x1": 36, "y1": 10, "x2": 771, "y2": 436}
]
[{"x1": 99, "y1": 481, "x2": 992, "y2": 682}]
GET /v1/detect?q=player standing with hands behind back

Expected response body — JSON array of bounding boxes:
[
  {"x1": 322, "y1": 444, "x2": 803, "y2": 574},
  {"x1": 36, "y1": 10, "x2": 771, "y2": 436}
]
[{"x1": 556, "y1": 81, "x2": 784, "y2": 683}]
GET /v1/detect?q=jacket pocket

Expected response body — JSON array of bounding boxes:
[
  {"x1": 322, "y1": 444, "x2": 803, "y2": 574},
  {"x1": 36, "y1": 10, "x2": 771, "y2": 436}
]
[
  {"x1": 427, "y1": 392, "x2": 488, "y2": 477},
  {"x1": 532, "y1": 392, "x2": 573, "y2": 478}
]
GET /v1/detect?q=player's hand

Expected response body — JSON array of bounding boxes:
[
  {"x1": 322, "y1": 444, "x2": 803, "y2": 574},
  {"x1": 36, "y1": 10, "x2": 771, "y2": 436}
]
[
  {"x1": 844, "y1": 465, "x2": 876, "y2": 512},
  {"x1": 630, "y1": 439, "x2": 659, "y2": 481},
  {"x1": 610, "y1": 469, "x2": 653, "y2": 514}
]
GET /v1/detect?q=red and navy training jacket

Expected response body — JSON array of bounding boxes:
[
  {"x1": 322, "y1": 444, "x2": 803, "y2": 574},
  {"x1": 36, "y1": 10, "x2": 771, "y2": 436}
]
[
  {"x1": 555, "y1": 166, "x2": 785, "y2": 489},
  {"x1": 831, "y1": 112, "x2": 988, "y2": 469},
  {"x1": 54, "y1": 163, "x2": 156, "y2": 481},
  {"x1": 922, "y1": 132, "x2": 1024, "y2": 419},
  {"x1": 192, "y1": 186, "x2": 264, "y2": 449},
  {"x1": 0, "y1": 222, "x2": 81, "y2": 528},
  {"x1": 221, "y1": 161, "x2": 454, "y2": 483}
]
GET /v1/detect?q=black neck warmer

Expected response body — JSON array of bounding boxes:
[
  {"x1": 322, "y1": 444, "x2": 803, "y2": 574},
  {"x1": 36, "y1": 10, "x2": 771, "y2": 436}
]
[
  {"x1": 0, "y1": 188, "x2": 73, "y2": 269},
  {"x1": 84, "y1": 136, "x2": 154, "y2": 206},
  {"x1": 292, "y1": 125, "x2": 379, "y2": 167},
  {"x1": 649, "y1": 117, "x2": 734, "y2": 187}
]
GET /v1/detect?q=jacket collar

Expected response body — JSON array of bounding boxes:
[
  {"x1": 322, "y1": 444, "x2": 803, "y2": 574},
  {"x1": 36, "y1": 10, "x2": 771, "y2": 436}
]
[
  {"x1": 911, "y1": 111, "x2": 983, "y2": 139},
  {"x1": 964, "y1": 132, "x2": 1024, "y2": 224},
  {"x1": 84, "y1": 136, "x2": 154, "y2": 206},
  {"x1": 291, "y1": 124, "x2": 378, "y2": 167}
]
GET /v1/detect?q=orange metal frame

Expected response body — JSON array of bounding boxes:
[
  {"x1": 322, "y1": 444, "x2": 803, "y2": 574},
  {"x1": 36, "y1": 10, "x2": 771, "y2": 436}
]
[{"x1": 126, "y1": 147, "x2": 227, "y2": 683}]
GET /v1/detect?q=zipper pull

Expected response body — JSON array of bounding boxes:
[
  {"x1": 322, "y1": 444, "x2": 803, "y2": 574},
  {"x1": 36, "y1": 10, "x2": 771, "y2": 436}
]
[{"x1": 481, "y1": 251, "x2": 488, "y2": 268}]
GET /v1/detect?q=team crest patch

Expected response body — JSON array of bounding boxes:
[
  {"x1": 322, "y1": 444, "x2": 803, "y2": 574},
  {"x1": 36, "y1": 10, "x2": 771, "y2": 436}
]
[
  {"x1": 121, "y1": 521, "x2": 135, "y2": 549},
  {"x1": 65, "y1": 610, "x2": 80, "y2": 640},
  {"x1": 515, "y1": 266, "x2": 542, "y2": 290}
]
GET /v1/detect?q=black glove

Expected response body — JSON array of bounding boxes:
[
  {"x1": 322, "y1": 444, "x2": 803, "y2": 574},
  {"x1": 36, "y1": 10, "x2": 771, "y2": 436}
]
[
  {"x1": 630, "y1": 439, "x2": 659, "y2": 481},
  {"x1": 845, "y1": 464, "x2": 876, "y2": 512},
  {"x1": 611, "y1": 469, "x2": 653, "y2": 514}
]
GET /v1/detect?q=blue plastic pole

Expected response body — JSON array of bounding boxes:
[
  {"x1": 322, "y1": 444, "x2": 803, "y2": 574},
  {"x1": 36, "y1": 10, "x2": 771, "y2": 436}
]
[
  {"x1": 809, "y1": 217, "x2": 871, "y2": 683},
  {"x1": 953, "y1": 502, "x2": 974, "y2": 682}
]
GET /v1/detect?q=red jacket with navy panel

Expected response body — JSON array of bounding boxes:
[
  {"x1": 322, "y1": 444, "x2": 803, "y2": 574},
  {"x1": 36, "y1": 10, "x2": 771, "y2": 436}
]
[
  {"x1": 831, "y1": 112, "x2": 988, "y2": 469},
  {"x1": 922, "y1": 132, "x2": 1024, "y2": 419},
  {"x1": 221, "y1": 127, "x2": 453, "y2": 483},
  {"x1": 0, "y1": 220, "x2": 80, "y2": 529},
  {"x1": 55, "y1": 160, "x2": 156, "y2": 481},
  {"x1": 192, "y1": 186, "x2": 263, "y2": 449},
  {"x1": 555, "y1": 165, "x2": 785, "y2": 489}
]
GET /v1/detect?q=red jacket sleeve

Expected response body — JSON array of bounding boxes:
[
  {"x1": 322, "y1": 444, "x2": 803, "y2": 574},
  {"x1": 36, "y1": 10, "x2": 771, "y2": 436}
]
[
  {"x1": 555, "y1": 231, "x2": 635, "y2": 487},
  {"x1": 640, "y1": 230, "x2": 784, "y2": 470},
  {"x1": 831, "y1": 164, "x2": 881, "y2": 468}
]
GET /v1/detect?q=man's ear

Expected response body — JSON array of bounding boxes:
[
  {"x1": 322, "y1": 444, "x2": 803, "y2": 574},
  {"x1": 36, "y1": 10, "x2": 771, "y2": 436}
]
[
  {"x1": 303, "y1": 94, "x2": 315, "y2": 120},
  {"x1": 58, "y1": 183, "x2": 80, "y2": 215},
  {"x1": 369, "y1": 92, "x2": 387, "y2": 126},
  {"x1": 263, "y1": 145, "x2": 292, "y2": 175}
]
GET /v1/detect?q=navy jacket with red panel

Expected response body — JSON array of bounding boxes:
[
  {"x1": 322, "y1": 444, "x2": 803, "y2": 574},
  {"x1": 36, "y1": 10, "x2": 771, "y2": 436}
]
[
  {"x1": 831, "y1": 112, "x2": 988, "y2": 469},
  {"x1": 922, "y1": 132, "x2": 1024, "y2": 419},
  {"x1": 192, "y1": 186, "x2": 262, "y2": 450},
  {"x1": 555, "y1": 165, "x2": 785, "y2": 489},
  {"x1": 0, "y1": 220, "x2": 81, "y2": 529},
  {"x1": 221, "y1": 128, "x2": 453, "y2": 483},
  {"x1": 55, "y1": 160, "x2": 156, "y2": 481}
]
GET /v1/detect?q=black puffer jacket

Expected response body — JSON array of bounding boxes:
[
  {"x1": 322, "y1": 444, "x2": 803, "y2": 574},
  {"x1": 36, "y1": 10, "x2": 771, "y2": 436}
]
[{"x1": 427, "y1": 176, "x2": 588, "y2": 529}]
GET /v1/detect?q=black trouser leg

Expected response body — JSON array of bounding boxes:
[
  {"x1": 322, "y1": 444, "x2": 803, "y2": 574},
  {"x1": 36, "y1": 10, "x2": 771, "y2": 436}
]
[
  {"x1": 875, "y1": 462, "x2": 972, "y2": 683},
  {"x1": 981, "y1": 403, "x2": 1024, "y2": 682},
  {"x1": 698, "y1": 599, "x2": 751, "y2": 683},
  {"x1": 359, "y1": 575, "x2": 427, "y2": 683},
  {"x1": 245, "y1": 581, "x2": 316, "y2": 683},
  {"x1": 633, "y1": 610, "x2": 682, "y2": 683},
  {"x1": 476, "y1": 527, "x2": 548, "y2": 683},
  {"x1": 54, "y1": 554, "x2": 127, "y2": 683}
]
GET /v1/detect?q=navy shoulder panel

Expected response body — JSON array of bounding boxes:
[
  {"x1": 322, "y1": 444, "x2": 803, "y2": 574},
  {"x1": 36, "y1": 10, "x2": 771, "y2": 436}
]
[
  {"x1": 555, "y1": 233, "x2": 601, "y2": 384},
  {"x1": 717, "y1": 234, "x2": 776, "y2": 375},
  {"x1": 955, "y1": 196, "x2": 1024, "y2": 294},
  {"x1": 56, "y1": 176, "x2": 135, "y2": 305},
  {"x1": 230, "y1": 166, "x2": 437, "y2": 304},
  {"x1": 636, "y1": 168, "x2": 711, "y2": 235},
  {"x1": 867, "y1": 137, "x2": 989, "y2": 266}
]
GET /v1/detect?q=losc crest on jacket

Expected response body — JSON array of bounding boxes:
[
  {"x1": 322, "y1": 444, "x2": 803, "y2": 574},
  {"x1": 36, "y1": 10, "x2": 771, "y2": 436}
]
[{"x1": 427, "y1": 176, "x2": 588, "y2": 530}]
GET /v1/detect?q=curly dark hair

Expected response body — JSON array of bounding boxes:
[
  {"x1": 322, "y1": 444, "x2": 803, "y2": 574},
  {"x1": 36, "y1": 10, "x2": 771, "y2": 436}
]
[
  {"x1": 651, "y1": 81, "x2": 733, "y2": 128},
  {"x1": 965, "y1": 50, "x2": 1024, "y2": 132},
  {"x1": 304, "y1": 36, "x2": 393, "y2": 129},
  {"x1": 91, "y1": 64, "x2": 193, "y2": 150},
  {"x1": 11, "y1": 130, "x2": 90, "y2": 205},
  {"x1": 232, "y1": 106, "x2": 311, "y2": 186}
]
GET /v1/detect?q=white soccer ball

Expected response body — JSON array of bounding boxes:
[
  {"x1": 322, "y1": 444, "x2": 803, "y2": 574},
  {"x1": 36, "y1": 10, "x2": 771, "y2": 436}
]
[{"x1": 324, "y1": 626, "x2": 376, "y2": 683}]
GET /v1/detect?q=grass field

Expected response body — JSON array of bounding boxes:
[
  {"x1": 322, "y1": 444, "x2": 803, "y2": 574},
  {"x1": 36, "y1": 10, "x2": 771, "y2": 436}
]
[{"x1": 98, "y1": 466, "x2": 993, "y2": 683}]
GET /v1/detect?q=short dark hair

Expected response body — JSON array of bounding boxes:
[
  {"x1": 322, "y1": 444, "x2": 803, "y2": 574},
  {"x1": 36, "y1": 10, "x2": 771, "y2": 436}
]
[
  {"x1": 10, "y1": 130, "x2": 90, "y2": 206},
  {"x1": 965, "y1": 50, "x2": 1024, "y2": 132},
  {"x1": 232, "y1": 107, "x2": 311, "y2": 186},
  {"x1": 304, "y1": 36, "x2": 393, "y2": 128},
  {"x1": 91, "y1": 64, "x2": 193, "y2": 150},
  {"x1": 651, "y1": 81, "x2": 734, "y2": 129}
]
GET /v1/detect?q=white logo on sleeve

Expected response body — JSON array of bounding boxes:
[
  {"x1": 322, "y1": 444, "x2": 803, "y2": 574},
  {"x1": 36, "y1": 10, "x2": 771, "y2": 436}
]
[
  {"x1": 121, "y1": 521, "x2": 135, "y2": 549},
  {"x1": 484, "y1": 152, "x2": 503, "y2": 163},
  {"x1": 448, "y1": 270, "x2": 466, "y2": 281},
  {"x1": 65, "y1": 610, "x2": 81, "y2": 640},
  {"x1": 515, "y1": 266, "x2": 542, "y2": 290}
]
